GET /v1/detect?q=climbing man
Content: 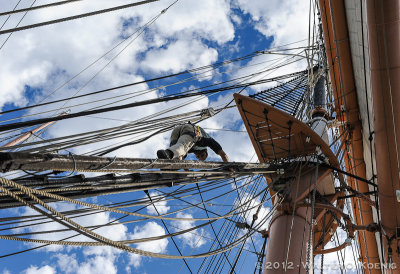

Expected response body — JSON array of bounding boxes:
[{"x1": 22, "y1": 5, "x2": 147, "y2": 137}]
[{"x1": 157, "y1": 123, "x2": 229, "y2": 162}]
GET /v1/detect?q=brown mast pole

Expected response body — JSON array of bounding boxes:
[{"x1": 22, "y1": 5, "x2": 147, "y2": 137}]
[
  {"x1": 318, "y1": 0, "x2": 381, "y2": 270},
  {"x1": 263, "y1": 173, "x2": 315, "y2": 273},
  {"x1": 366, "y1": 0, "x2": 400, "y2": 268}
]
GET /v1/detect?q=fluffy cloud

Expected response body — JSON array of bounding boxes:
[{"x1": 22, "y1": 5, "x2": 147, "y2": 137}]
[
  {"x1": 54, "y1": 254, "x2": 79, "y2": 274},
  {"x1": 0, "y1": 0, "x2": 235, "y2": 113},
  {"x1": 142, "y1": 39, "x2": 218, "y2": 74},
  {"x1": 145, "y1": 191, "x2": 170, "y2": 215},
  {"x1": 22, "y1": 265, "x2": 56, "y2": 274},
  {"x1": 0, "y1": 0, "x2": 129, "y2": 110},
  {"x1": 128, "y1": 221, "x2": 168, "y2": 268},
  {"x1": 230, "y1": 0, "x2": 310, "y2": 93},
  {"x1": 174, "y1": 212, "x2": 207, "y2": 248},
  {"x1": 126, "y1": 0, "x2": 235, "y2": 44},
  {"x1": 233, "y1": 0, "x2": 309, "y2": 47},
  {"x1": 48, "y1": 250, "x2": 117, "y2": 274},
  {"x1": 72, "y1": 255, "x2": 118, "y2": 274}
]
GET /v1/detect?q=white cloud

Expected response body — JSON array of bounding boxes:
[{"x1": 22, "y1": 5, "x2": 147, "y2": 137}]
[
  {"x1": 0, "y1": 1, "x2": 131, "y2": 110},
  {"x1": 18, "y1": 242, "x2": 120, "y2": 274},
  {"x1": 129, "y1": 0, "x2": 235, "y2": 44},
  {"x1": 231, "y1": 14, "x2": 243, "y2": 26},
  {"x1": 54, "y1": 252, "x2": 118, "y2": 274},
  {"x1": 142, "y1": 39, "x2": 218, "y2": 74},
  {"x1": 54, "y1": 254, "x2": 79, "y2": 274},
  {"x1": 15, "y1": 200, "x2": 143, "y2": 273},
  {"x1": 174, "y1": 212, "x2": 207, "y2": 248},
  {"x1": 74, "y1": 255, "x2": 118, "y2": 274},
  {"x1": 128, "y1": 221, "x2": 168, "y2": 268},
  {"x1": 233, "y1": 0, "x2": 309, "y2": 47},
  {"x1": 230, "y1": 0, "x2": 310, "y2": 93},
  {"x1": 145, "y1": 191, "x2": 170, "y2": 215},
  {"x1": 0, "y1": 0, "x2": 235, "y2": 114},
  {"x1": 11, "y1": 202, "x2": 80, "y2": 252},
  {"x1": 22, "y1": 265, "x2": 56, "y2": 274}
]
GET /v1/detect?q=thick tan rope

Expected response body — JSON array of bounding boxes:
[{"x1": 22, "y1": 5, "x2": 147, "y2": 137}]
[
  {"x1": 0, "y1": 177, "x2": 265, "y2": 222},
  {"x1": 0, "y1": 176, "x2": 255, "y2": 259}
]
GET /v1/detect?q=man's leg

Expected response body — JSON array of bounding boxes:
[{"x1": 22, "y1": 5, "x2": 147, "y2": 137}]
[
  {"x1": 169, "y1": 126, "x2": 181, "y2": 146},
  {"x1": 157, "y1": 124, "x2": 194, "y2": 159},
  {"x1": 168, "y1": 134, "x2": 194, "y2": 159},
  {"x1": 157, "y1": 126, "x2": 182, "y2": 159}
]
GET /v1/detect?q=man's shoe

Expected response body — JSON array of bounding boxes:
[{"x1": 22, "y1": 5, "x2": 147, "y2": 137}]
[{"x1": 157, "y1": 149, "x2": 173, "y2": 159}]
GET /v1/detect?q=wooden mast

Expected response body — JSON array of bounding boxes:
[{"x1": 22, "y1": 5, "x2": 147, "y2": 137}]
[
  {"x1": 366, "y1": 0, "x2": 400, "y2": 268},
  {"x1": 318, "y1": 0, "x2": 381, "y2": 270}
]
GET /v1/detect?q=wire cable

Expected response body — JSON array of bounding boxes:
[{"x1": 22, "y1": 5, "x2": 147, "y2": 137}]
[
  {"x1": 0, "y1": 0, "x2": 82, "y2": 17},
  {"x1": 0, "y1": 0, "x2": 159, "y2": 35}
]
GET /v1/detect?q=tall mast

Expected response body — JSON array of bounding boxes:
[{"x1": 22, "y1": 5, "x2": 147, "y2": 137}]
[
  {"x1": 318, "y1": 0, "x2": 382, "y2": 270},
  {"x1": 366, "y1": 0, "x2": 400, "y2": 267}
]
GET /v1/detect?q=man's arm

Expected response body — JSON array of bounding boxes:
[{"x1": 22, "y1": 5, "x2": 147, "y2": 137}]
[
  {"x1": 199, "y1": 136, "x2": 229, "y2": 162},
  {"x1": 218, "y1": 149, "x2": 229, "y2": 162}
]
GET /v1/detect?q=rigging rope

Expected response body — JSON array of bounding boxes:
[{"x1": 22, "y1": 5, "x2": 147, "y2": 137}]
[
  {"x1": 145, "y1": 190, "x2": 193, "y2": 273},
  {"x1": 0, "y1": 0, "x2": 23, "y2": 32},
  {"x1": 195, "y1": 182, "x2": 236, "y2": 272},
  {"x1": 0, "y1": 0, "x2": 82, "y2": 16},
  {"x1": 0, "y1": 0, "x2": 82, "y2": 17},
  {"x1": 0, "y1": 71, "x2": 306, "y2": 133},
  {"x1": 306, "y1": 164, "x2": 319, "y2": 274},
  {"x1": 0, "y1": 174, "x2": 270, "y2": 221},
  {"x1": 0, "y1": 0, "x2": 160, "y2": 35},
  {"x1": 0, "y1": 0, "x2": 37, "y2": 51},
  {"x1": 0, "y1": 56, "x2": 302, "y2": 124},
  {"x1": 1, "y1": 180, "x2": 238, "y2": 258},
  {"x1": 0, "y1": 175, "x2": 273, "y2": 259}
]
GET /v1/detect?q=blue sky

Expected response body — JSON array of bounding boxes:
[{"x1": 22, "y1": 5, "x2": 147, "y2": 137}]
[{"x1": 0, "y1": 0, "x2": 361, "y2": 273}]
